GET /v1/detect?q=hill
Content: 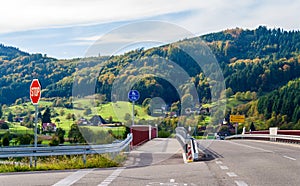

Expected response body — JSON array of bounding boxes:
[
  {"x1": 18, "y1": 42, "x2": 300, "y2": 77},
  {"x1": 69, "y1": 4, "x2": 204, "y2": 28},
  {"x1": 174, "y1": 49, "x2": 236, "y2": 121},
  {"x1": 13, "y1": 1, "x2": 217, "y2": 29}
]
[{"x1": 0, "y1": 26, "x2": 299, "y2": 128}]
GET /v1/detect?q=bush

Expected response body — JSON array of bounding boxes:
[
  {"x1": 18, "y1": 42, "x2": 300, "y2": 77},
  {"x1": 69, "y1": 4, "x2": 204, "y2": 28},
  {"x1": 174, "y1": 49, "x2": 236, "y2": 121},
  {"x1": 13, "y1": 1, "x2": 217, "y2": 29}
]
[
  {"x1": 17, "y1": 134, "x2": 34, "y2": 145},
  {"x1": 49, "y1": 135, "x2": 59, "y2": 146},
  {"x1": 158, "y1": 130, "x2": 171, "y2": 138},
  {"x1": 2, "y1": 133, "x2": 10, "y2": 146},
  {"x1": 55, "y1": 127, "x2": 66, "y2": 144},
  {"x1": 0, "y1": 122, "x2": 9, "y2": 129}
]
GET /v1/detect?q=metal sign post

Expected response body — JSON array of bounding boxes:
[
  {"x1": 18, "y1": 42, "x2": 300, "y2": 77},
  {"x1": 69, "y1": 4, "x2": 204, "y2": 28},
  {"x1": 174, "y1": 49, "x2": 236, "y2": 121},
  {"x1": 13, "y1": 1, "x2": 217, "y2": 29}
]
[
  {"x1": 30, "y1": 79, "x2": 41, "y2": 167},
  {"x1": 128, "y1": 90, "x2": 140, "y2": 126},
  {"x1": 132, "y1": 101, "x2": 135, "y2": 126},
  {"x1": 34, "y1": 105, "x2": 38, "y2": 167}
]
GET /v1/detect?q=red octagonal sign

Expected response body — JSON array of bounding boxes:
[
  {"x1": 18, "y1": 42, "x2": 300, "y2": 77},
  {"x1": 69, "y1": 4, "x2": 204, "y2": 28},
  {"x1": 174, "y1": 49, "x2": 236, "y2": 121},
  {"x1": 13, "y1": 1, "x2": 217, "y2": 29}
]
[{"x1": 30, "y1": 79, "x2": 41, "y2": 105}]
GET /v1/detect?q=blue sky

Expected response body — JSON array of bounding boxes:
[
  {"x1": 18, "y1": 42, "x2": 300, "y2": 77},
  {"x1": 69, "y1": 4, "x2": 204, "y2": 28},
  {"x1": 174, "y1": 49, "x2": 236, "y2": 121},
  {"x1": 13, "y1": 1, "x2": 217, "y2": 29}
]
[{"x1": 0, "y1": 0, "x2": 299, "y2": 59}]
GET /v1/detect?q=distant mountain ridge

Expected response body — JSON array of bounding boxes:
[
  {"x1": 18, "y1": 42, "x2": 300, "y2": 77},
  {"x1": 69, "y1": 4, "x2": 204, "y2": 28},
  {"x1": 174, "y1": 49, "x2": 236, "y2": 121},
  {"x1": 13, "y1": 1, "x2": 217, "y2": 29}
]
[
  {"x1": 0, "y1": 44, "x2": 29, "y2": 60},
  {"x1": 0, "y1": 26, "x2": 299, "y2": 127}
]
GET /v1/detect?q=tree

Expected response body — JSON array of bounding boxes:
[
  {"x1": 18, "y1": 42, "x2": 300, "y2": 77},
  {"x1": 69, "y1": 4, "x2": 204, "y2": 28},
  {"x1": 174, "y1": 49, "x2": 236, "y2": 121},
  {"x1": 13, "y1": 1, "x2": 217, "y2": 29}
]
[
  {"x1": 108, "y1": 116, "x2": 113, "y2": 123},
  {"x1": 250, "y1": 122, "x2": 256, "y2": 131},
  {"x1": 55, "y1": 118, "x2": 61, "y2": 123},
  {"x1": 59, "y1": 109, "x2": 65, "y2": 116},
  {"x1": 0, "y1": 122, "x2": 9, "y2": 130},
  {"x1": 68, "y1": 124, "x2": 86, "y2": 143},
  {"x1": 17, "y1": 134, "x2": 34, "y2": 145},
  {"x1": 66, "y1": 113, "x2": 72, "y2": 120},
  {"x1": 49, "y1": 135, "x2": 59, "y2": 146},
  {"x1": 225, "y1": 88, "x2": 234, "y2": 98},
  {"x1": 7, "y1": 112, "x2": 14, "y2": 122},
  {"x1": 71, "y1": 114, "x2": 76, "y2": 121},
  {"x1": 42, "y1": 107, "x2": 51, "y2": 124},
  {"x1": 0, "y1": 104, "x2": 2, "y2": 119},
  {"x1": 84, "y1": 108, "x2": 92, "y2": 116},
  {"x1": 55, "y1": 127, "x2": 66, "y2": 144},
  {"x1": 2, "y1": 132, "x2": 10, "y2": 146},
  {"x1": 123, "y1": 126, "x2": 131, "y2": 139}
]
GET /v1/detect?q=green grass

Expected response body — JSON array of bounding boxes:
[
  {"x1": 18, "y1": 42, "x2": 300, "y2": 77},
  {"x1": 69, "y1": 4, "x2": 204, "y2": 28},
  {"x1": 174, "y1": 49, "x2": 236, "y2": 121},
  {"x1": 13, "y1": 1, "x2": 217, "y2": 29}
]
[
  {"x1": 2, "y1": 99, "x2": 153, "y2": 145},
  {"x1": 0, "y1": 154, "x2": 125, "y2": 173},
  {"x1": 83, "y1": 126, "x2": 125, "y2": 136},
  {"x1": 74, "y1": 101, "x2": 154, "y2": 122},
  {"x1": 226, "y1": 97, "x2": 247, "y2": 109}
]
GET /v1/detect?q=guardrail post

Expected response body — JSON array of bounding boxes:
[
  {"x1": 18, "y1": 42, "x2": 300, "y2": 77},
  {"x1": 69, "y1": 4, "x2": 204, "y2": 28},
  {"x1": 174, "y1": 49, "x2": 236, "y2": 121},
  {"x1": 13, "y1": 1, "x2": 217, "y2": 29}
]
[
  {"x1": 83, "y1": 154, "x2": 86, "y2": 166},
  {"x1": 30, "y1": 156, "x2": 33, "y2": 167}
]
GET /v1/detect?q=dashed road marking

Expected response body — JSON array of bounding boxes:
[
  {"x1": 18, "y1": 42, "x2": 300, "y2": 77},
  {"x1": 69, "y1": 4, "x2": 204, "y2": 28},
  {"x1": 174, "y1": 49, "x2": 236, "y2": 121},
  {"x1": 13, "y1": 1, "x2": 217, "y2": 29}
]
[
  {"x1": 220, "y1": 165, "x2": 229, "y2": 170},
  {"x1": 227, "y1": 172, "x2": 238, "y2": 177},
  {"x1": 228, "y1": 141, "x2": 273, "y2": 153},
  {"x1": 98, "y1": 167, "x2": 125, "y2": 186},
  {"x1": 235, "y1": 180, "x2": 248, "y2": 186},
  {"x1": 216, "y1": 161, "x2": 223, "y2": 164},
  {"x1": 52, "y1": 169, "x2": 94, "y2": 186},
  {"x1": 283, "y1": 155, "x2": 296, "y2": 161}
]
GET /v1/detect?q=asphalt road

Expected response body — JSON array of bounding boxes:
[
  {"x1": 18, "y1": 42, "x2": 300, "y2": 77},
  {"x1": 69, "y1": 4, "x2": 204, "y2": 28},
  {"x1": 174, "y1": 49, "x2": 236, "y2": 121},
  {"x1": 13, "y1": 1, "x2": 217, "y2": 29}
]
[
  {"x1": 1, "y1": 139, "x2": 300, "y2": 186},
  {"x1": 203, "y1": 139, "x2": 300, "y2": 186}
]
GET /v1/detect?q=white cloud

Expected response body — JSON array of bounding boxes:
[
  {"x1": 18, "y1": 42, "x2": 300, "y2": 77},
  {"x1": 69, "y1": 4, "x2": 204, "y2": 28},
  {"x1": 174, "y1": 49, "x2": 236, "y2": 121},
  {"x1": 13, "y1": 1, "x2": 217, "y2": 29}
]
[
  {"x1": 172, "y1": 0, "x2": 300, "y2": 36},
  {"x1": 1, "y1": 0, "x2": 300, "y2": 59},
  {"x1": 2, "y1": 0, "x2": 299, "y2": 34},
  {"x1": 0, "y1": 0, "x2": 192, "y2": 33}
]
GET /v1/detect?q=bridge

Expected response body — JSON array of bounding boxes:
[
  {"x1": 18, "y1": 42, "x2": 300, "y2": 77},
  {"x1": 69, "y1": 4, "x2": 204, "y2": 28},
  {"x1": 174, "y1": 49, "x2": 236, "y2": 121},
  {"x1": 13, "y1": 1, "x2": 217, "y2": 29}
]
[{"x1": 1, "y1": 130, "x2": 300, "y2": 185}]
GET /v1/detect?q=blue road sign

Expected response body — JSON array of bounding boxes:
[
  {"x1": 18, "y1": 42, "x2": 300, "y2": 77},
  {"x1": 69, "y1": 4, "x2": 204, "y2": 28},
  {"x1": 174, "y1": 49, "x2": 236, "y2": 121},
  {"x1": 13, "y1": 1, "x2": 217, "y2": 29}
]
[{"x1": 128, "y1": 90, "x2": 140, "y2": 102}]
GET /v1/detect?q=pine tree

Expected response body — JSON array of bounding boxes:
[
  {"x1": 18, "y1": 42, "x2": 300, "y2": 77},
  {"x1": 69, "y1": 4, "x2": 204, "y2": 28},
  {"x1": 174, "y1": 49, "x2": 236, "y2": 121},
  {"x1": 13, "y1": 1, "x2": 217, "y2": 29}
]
[{"x1": 42, "y1": 107, "x2": 51, "y2": 124}]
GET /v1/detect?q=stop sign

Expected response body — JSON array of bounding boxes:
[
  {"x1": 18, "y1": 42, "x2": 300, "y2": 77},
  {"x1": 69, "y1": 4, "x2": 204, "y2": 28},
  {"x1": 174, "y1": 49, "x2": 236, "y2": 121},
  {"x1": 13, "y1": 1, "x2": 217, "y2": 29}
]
[{"x1": 30, "y1": 79, "x2": 41, "y2": 105}]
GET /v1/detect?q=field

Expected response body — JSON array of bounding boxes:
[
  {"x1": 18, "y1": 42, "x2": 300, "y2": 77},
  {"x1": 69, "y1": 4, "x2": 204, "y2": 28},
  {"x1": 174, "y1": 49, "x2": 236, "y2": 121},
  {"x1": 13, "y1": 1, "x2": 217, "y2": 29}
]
[{"x1": 1, "y1": 99, "x2": 156, "y2": 145}]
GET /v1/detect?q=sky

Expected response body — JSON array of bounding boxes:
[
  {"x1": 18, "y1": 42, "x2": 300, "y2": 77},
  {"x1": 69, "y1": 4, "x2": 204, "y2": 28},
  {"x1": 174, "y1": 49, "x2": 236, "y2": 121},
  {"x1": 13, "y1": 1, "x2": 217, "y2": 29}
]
[{"x1": 0, "y1": 0, "x2": 299, "y2": 59}]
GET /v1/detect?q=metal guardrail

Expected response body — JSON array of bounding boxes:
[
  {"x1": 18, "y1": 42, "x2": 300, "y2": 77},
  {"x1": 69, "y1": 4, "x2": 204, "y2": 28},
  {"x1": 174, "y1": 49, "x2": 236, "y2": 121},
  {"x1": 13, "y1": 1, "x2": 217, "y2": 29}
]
[
  {"x1": 0, "y1": 134, "x2": 132, "y2": 158},
  {"x1": 225, "y1": 134, "x2": 300, "y2": 142},
  {"x1": 175, "y1": 127, "x2": 188, "y2": 147},
  {"x1": 175, "y1": 127, "x2": 202, "y2": 161}
]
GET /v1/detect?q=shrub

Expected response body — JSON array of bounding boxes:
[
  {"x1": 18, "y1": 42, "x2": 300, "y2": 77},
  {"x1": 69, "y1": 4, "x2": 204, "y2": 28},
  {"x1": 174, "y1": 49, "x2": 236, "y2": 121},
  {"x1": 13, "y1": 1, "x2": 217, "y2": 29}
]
[
  {"x1": 17, "y1": 134, "x2": 34, "y2": 145},
  {"x1": 0, "y1": 122, "x2": 9, "y2": 129},
  {"x1": 49, "y1": 135, "x2": 59, "y2": 146},
  {"x1": 158, "y1": 130, "x2": 171, "y2": 138},
  {"x1": 2, "y1": 133, "x2": 10, "y2": 146}
]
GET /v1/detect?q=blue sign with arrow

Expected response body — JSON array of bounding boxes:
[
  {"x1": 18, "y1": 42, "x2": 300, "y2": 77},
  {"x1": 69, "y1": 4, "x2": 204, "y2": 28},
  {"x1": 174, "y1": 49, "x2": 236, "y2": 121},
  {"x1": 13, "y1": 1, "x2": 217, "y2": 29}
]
[{"x1": 128, "y1": 90, "x2": 140, "y2": 102}]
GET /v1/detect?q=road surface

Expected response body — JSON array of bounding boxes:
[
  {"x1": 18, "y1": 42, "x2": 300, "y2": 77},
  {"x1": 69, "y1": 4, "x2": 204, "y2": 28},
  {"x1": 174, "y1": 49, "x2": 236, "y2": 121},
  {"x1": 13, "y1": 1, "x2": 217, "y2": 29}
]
[
  {"x1": 203, "y1": 139, "x2": 300, "y2": 186},
  {"x1": 1, "y1": 139, "x2": 300, "y2": 185}
]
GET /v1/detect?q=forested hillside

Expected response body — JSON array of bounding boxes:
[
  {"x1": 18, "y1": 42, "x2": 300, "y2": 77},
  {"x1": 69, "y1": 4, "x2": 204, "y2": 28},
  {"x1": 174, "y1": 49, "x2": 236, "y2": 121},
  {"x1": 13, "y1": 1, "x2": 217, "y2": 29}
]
[
  {"x1": 257, "y1": 78, "x2": 300, "y2": 127},
  {"x1": 0, "y1": 26, "x2": 299, "y2": 127}
]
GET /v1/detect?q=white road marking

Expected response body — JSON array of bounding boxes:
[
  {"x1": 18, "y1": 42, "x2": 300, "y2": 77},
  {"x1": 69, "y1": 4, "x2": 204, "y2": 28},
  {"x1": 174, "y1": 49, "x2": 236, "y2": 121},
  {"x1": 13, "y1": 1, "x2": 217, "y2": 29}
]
[
  {"x1": 228, "y1": 141, "x2": 274, "y2": 153},
  {"x1": 220, "y1": 165, "x2": 229, "y2": 170},
  {"x1": 52, "y1": 169, "x2": 94, "y2": 186},
  {"x1": 283, "y1": 155, "x2": 296, "y2": 161},
  {"x1": 216, "y1": 161, "x2": 223, "y2": 164},
  {"x1": 235, "y1": 180, "x2": 248, "y2": 186},
  {"x1": 170, "y1": 179, "x2": 175, "y2": 183},
  {"x1": 182, "y1": 152, "x2": 187, "y2": 164},
  {"x1": 227, "y1": 172, "x2": 238, "y2": 177},
  {"x1": 98, "y1": 167, "x2": 125, "y2": 186}
]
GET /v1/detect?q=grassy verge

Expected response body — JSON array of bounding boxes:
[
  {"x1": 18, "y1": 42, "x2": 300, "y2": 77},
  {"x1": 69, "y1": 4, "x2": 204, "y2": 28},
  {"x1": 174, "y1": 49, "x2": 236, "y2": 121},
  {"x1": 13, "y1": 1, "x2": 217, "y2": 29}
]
[{"x1": 0, "y1": 153, "x2": 126, "y2": 173}]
